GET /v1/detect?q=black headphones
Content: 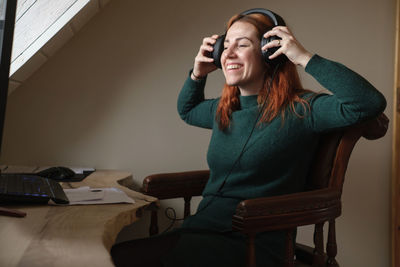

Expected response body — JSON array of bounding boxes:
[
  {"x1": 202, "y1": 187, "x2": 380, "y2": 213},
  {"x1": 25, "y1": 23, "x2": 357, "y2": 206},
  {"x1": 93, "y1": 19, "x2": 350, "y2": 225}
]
[{"x1": 212, "y1": 8, "x2": 287, "y2": 68}]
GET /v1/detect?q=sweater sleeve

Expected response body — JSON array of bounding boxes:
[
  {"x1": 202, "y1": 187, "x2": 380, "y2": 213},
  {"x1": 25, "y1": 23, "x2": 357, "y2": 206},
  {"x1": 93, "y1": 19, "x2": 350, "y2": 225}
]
[
  {"x1": 305, "y1": 54, "x2": 387, "y2": 132},
  {"x1": 177, "y1": 71, "x2": 219, "y2": 129}
]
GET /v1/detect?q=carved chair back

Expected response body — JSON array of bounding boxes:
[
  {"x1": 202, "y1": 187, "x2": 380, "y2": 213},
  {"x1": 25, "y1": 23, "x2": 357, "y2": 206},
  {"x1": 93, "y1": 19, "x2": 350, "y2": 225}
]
[{"x1": 293, "y1": 114, "x2": 389, "y2": 266}]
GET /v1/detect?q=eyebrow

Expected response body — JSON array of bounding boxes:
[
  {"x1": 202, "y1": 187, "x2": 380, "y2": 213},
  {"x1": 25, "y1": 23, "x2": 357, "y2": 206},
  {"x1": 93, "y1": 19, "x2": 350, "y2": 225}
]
[{"x1": 224, "y1": 37, "x2": 253, "y2": 44}]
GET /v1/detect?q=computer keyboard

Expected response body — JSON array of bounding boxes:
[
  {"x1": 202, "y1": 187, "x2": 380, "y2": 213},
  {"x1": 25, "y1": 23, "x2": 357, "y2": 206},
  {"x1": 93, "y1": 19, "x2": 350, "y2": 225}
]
[{"x1": 0, "y1": 174, "x2": 69, "y2": 204}]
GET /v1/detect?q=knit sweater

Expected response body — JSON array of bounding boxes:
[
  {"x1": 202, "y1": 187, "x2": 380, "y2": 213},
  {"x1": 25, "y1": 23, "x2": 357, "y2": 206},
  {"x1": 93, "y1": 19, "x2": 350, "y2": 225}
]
[{"x1": 176, "y1": 54, "x2": 386, "y2": 232}]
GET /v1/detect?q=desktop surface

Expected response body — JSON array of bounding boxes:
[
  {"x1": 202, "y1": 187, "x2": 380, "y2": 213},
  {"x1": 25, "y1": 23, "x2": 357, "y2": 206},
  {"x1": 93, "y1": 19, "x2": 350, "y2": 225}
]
[{"x1": 0, "y1": 170, "x2": 157, "y2": 267}]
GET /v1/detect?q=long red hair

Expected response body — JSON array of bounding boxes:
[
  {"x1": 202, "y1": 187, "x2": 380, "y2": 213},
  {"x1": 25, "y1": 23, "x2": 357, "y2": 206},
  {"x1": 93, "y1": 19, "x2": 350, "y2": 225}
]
[{"x1": 216, "y1": 13, "x2": 310, "y2": 130}]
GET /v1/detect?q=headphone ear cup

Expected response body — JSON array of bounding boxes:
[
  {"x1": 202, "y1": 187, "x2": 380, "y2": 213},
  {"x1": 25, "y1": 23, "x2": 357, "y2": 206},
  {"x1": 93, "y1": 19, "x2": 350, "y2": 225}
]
[
  {"x1": 212, "y1": 34, "x2": 225, "y2": 69},
  {"x1": 261, "y1": 35, "x2": 287, "y2": 65}
]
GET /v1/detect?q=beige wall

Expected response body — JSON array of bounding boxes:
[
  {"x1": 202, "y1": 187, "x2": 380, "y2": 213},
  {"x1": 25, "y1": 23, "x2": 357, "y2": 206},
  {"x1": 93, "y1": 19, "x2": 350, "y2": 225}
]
[{"x1": 1, "y1": 0, "x2": 395, "y2": 265}]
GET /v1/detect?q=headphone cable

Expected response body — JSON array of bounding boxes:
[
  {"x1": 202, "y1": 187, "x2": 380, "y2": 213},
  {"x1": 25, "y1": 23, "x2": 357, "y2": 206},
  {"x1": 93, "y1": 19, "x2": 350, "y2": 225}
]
[{"x1": 162, "y1": 63, "x2": 281, "y2": 232}]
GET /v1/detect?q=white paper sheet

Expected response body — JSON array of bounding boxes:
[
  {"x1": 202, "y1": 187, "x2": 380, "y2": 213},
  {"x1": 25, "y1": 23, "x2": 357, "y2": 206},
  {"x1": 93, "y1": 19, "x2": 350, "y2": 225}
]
[{"x1": 63, "y1": 186, "x2": 135, "y2": 205}]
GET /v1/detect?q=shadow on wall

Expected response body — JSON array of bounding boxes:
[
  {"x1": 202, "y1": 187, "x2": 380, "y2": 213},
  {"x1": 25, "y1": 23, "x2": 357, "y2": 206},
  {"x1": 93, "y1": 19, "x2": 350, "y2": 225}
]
[{"x1": 1, "y1": 0, "x2": 221, "y2": 165}]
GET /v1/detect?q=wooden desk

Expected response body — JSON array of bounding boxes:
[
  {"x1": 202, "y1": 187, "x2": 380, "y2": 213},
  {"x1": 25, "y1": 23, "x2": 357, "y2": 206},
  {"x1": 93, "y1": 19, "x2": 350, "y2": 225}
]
[{"x1": 0, "y1": 170, "x2": 157, "y2": 267}]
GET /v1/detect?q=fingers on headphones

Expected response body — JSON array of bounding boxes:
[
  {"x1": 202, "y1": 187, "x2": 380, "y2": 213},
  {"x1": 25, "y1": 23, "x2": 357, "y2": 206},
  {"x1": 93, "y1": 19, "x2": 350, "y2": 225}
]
[
  {"x1": 196, "y1": 35, "x2": 219, "y2": 62},
  {"x1": 200, "y1": 43, "x2": 213, "y2": 54},
  {"x1": 263, "y1": 26, "x2": 290, "y2": 46},
  {"x1": 262, "y1": 27, "x2": 292, "y2": 54},
  {"x1": 264, "y1": 26, "x2": 290, "y2": 38},
  {"x1": 268, "y1": 46, "x2": 284, "y2": 60},
  {"x1": 196, "y1": 49, "x2": 214, "y2": 63},
  {"x1": 200, "y1": 36, "x2": 218, "y2": 52},
  {"x1": 262, "y1": 38, "x2": 281, "y2": 52},
  {"x1": 202, "y1": 36, "x2": 218, "y2": 45}
]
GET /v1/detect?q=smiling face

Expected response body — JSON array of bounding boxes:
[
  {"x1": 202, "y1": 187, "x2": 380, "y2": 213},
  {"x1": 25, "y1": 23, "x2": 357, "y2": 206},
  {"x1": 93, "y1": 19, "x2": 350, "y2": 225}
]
[{"x1": 221, "y1": 21, "x2": 266, "y2": 96}]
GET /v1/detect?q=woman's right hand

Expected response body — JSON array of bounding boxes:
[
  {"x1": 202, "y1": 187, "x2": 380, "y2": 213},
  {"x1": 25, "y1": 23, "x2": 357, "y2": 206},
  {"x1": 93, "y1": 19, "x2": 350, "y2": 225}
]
[{"x1": 191, "y1": 35, "x2": 219, "y2": 80}]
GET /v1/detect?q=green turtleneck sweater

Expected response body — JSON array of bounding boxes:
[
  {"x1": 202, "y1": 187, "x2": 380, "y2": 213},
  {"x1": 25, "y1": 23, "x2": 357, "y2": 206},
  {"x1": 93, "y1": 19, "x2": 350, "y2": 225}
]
[
  {"x1": 176, "y1": 54, "x2": 386, "y2": 232},
  {"x1": 163, "y1": 54, "x2": 386, "y2": 266}
]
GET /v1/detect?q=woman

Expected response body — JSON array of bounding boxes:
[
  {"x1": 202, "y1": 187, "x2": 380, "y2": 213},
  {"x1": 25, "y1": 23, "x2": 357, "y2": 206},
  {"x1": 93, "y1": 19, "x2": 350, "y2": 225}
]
[{"x1": 111, "y1": 10, "x2": 386, "y2": 267}]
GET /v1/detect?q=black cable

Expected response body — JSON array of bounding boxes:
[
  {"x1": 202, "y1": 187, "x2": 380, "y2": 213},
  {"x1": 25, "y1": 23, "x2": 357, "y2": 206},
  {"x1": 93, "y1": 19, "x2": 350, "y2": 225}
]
[
  {"x1": 163, "y1": 63, "x2": 281, "y2": 230},
  {"x1": 218, "y1": 63, "x2": 280, "y2": 192},
  {"x1": 194, "y1": 62, "x2": 281, "y2": 215},
  {"x1": 161, "y1": 207, "x2": 181, "y2": 234}
]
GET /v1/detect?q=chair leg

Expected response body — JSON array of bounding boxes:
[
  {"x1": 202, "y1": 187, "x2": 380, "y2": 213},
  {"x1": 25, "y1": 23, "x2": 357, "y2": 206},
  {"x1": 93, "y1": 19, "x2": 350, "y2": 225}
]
[
  {"x1": 183, "y1": 196, "x2": 192, "y2": 218},
  {"x1": 284, "y1": 229, "x2": 295, "y2": 267},
  {"x1": 246, "y1": 233, "x2": 256, "y2": 267},
  {"x1": 313, "y1": 223, "x2": 325, "y2": 267},
  {"x1": 327, "y1": 220, "x2": 339, "y2": 266},
  {"x1": 149, "y1": 210, "x2": 159, "y2": 236}
]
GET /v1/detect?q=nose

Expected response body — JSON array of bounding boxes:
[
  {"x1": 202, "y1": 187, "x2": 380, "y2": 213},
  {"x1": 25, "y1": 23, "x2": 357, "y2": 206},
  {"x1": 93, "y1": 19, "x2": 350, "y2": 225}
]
[{"x1": 223, "y1": 45, "x2": 236, "y2": 58}]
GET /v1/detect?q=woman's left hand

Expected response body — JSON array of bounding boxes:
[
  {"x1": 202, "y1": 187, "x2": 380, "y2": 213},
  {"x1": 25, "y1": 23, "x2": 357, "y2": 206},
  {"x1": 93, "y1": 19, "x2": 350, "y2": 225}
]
[{"x1": 262, "y1": 26, "x2": 313, "y2": 68}]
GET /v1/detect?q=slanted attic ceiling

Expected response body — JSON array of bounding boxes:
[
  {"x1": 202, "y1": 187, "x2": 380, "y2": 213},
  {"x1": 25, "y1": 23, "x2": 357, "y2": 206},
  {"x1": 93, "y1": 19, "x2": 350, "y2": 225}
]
[{"x1": 9, "y1": 0, "x2": 111, "y2": 94}]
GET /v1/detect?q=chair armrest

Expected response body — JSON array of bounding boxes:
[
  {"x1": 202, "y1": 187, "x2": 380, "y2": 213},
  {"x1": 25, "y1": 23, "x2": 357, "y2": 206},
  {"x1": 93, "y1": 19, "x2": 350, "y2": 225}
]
[
  {"x1": 142, "y1": 170, "x2": 210, "y2": 199},
  {"x1": 232, "y1": 188, "x2": 341, "y2": 233}
]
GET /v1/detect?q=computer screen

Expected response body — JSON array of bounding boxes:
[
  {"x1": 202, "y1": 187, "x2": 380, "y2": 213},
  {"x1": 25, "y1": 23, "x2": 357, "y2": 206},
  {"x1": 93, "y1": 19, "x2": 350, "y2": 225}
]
[{"x1": 0, "y1": 0, "x2": 17, "y2": 159}]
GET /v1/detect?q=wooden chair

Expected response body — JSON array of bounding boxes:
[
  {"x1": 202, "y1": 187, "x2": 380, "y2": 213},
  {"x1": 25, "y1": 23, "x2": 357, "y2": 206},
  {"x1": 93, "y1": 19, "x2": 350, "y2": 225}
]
[{"x1": 141, "y1": 113, "x2": 389, "y2": 267}]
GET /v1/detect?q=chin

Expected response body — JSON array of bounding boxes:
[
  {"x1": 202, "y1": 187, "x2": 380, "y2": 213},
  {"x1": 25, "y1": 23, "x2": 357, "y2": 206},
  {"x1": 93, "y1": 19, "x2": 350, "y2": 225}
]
[
  {"x1": 225, "y1": 78, "x2": 241, "y2": 87},
  {"x1": 226, "y1": 82, "x2": 240, "y2": 88}
]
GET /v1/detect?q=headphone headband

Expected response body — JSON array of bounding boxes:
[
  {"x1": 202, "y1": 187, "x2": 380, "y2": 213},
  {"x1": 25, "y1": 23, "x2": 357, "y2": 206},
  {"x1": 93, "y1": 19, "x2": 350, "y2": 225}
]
[{"x1": 241, "y1": 8, "x2": 286, "y2": 27}]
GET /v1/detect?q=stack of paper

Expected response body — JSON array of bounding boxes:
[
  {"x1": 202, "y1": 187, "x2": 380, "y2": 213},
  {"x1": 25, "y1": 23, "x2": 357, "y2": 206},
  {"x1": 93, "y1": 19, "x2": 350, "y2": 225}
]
[{"x1": 63, "y1": 186, "x2": 135, "y2": 205}]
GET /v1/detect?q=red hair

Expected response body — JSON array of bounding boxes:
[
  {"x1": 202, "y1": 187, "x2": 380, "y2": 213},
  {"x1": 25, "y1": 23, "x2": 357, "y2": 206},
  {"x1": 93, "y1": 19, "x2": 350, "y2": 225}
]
[{"x1": 216, "y1": 13, "x2": 310, "y2": 130}]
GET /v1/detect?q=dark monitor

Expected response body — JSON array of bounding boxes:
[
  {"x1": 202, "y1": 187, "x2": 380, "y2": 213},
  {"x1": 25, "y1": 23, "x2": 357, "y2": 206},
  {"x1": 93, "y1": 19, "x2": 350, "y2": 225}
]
[
  {"x1": 0, "y1": 1, "x2": 72, "y2": 207},
  {"x1": 0, "y1": 0, "x2": 17, "y2": 157}
]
